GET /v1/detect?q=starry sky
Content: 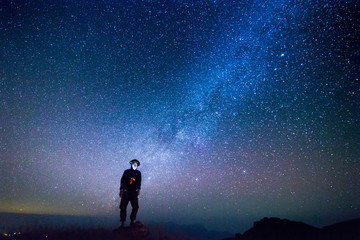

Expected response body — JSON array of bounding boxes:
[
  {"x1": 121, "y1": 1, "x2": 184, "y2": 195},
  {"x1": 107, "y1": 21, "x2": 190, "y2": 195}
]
[{"x1": 0, "y1": 0, "x2": 359, "y2": 233}]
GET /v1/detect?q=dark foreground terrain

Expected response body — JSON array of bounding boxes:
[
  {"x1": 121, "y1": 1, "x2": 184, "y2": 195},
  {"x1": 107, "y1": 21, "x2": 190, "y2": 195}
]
[
  {"x1": 1, "y1": 215, "x2": 359, "y2": 240},
  {"x1": 224, "y1": 217, "x2": 360, "y2": 240},
  {"x1": 0, "y1": 222, "x2": 230, "y2": 240}
]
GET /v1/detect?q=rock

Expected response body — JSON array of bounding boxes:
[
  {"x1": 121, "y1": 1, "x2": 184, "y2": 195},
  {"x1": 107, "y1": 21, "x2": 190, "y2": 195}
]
[
  {"x1": 241, "y1": 217, "x2": 320, "y2": 240},
  {"x1": 112, "y1": 221, "x2": 149, "y2": 240}
]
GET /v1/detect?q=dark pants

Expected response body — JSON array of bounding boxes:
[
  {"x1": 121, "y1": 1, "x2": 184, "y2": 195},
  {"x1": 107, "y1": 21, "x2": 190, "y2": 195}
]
[{"x1": 120, "y1": 191, "x2": 139, "y2": 222}]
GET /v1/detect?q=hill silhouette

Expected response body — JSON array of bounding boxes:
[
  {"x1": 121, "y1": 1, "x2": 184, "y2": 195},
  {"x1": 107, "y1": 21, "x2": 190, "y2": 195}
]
[
  {"x1": 224, "y1": 217, "x2": 360, "y2": 240},
  {"x1": 146, "y1": 222, "x2": 232, "y2": 240}
]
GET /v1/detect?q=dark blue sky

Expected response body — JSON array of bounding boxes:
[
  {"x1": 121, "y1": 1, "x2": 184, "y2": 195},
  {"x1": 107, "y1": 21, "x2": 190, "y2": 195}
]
[{"x1": 1, "y1": 0, "x2": 359, "y2": 233}]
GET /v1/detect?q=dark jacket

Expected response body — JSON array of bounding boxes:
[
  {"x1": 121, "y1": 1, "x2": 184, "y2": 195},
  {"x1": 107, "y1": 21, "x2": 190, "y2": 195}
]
[{"x1": 120, "y1": 168, "x2": 141, "y2": 192}]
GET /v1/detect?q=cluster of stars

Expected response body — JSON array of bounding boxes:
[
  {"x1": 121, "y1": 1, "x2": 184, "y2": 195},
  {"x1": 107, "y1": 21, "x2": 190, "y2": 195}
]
[{"x1": 1, "y1": 0, "x2": 359, "y2": 233}]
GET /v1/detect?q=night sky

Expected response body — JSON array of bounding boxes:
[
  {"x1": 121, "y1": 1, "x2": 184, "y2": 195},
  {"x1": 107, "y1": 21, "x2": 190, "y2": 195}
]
[{"x1": 1, "y1": 0, "x2": 359, "y2": 233}]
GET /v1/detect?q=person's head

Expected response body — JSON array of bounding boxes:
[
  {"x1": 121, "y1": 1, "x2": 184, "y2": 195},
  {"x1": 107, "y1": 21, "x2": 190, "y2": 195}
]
[{"x1": 129, "y1": 159, "x2": 140, "y2": 170}]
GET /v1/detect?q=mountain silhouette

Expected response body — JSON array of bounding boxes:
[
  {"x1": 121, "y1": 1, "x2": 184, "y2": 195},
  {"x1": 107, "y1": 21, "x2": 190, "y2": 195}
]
[
  {"x1": 224, "y1": 217, "x2": 360, "y2": 240},
  {"x1": 146, "y1": 222, "x2": 232, "y2": 240},
  {"x1": 321, "y1": 218, "x2": 360, "y2": 240}
]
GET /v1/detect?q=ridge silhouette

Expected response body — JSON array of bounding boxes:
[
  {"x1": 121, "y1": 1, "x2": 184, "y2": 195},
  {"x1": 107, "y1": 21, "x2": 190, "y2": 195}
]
[{"x1": 224, "y1": 217, "x2": 360, "y2": 240}]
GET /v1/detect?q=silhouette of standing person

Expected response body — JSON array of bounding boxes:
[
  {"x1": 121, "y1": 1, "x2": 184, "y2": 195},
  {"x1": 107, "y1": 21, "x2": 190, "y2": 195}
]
[{"x1": 119, "y1": 159, "x2": 141, "y2": 227}]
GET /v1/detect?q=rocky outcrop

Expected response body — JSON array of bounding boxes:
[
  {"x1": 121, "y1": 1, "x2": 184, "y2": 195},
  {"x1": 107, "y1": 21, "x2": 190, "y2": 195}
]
[{"x1": 112, "y1": 221, "x2": 149, "y2": 240}]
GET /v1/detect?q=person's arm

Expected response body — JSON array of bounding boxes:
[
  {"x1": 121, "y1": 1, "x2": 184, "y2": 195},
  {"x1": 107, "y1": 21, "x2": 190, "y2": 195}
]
[{"x1": 120, "y1": 170, "x2": 126, "y2": 197}]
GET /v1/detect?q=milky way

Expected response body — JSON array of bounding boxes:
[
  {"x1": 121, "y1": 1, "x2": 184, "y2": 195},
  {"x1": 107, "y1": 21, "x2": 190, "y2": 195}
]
[{"x1": 1, "y1": 0, "x2": 359, "y2": 233}]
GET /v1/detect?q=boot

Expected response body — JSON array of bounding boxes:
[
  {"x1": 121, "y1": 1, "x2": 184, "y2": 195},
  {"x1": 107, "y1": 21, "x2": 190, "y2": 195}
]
[{"x1": 130, "y1": 220, "x2": 136, "y2": 227}]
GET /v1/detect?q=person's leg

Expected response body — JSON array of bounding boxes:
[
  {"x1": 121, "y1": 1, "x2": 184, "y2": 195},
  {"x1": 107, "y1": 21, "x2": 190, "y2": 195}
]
[
  {"x1": 129, "y1": 191, "x2": 139, "y2": 223},
  {"x1": 120, "y1": 192, "x2": 130, "y2": 224}
]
